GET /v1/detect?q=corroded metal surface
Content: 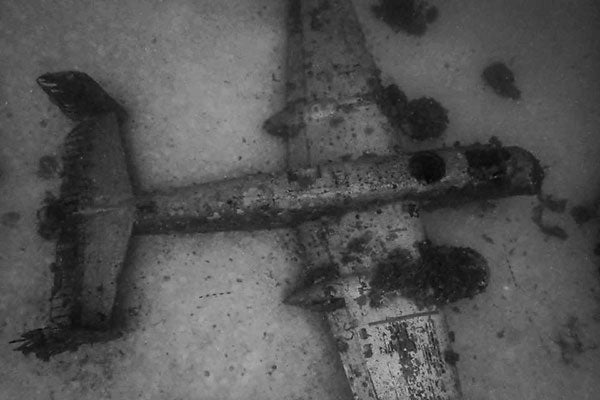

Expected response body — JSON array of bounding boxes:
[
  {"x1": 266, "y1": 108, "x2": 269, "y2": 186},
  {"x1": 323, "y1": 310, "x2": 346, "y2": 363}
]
[
  {"x1": 280, "y1": 0, "x2": 463, "y2": 398},
  {"x1": 134, "y1": 145, "x2": 541, "y2": 235},
  {"x1": 331, "y1": 279, "x2": 459, "y2": 400},
  {"x1": 292, "y1": 206, "x2": 462, "y2": 399}
]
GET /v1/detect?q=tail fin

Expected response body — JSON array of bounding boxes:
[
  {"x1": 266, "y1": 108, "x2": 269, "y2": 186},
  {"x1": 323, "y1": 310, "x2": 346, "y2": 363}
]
[
  {"x1": 14, "y1": 73, "x2": 135, "y2": 359},
  {"x1": 37, "y1": 71, "x2": 125, "y2": 122}
]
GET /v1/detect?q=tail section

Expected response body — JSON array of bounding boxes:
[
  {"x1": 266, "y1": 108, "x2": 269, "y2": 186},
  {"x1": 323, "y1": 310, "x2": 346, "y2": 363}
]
[{"x1": 13, "y1": 72, "x2": 134, "y2": 359}]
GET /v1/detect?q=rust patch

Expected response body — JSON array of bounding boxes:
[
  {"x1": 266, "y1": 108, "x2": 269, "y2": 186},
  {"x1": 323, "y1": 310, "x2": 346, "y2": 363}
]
[{"x1": 385, "y1": 322, "x2": 417, "y2": 378}]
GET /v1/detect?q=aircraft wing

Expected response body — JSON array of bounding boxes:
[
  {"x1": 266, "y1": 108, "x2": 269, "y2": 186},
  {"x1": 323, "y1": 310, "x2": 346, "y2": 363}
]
[{"x1": 274, "y1": 1, "x2": 461, "y2": 398}]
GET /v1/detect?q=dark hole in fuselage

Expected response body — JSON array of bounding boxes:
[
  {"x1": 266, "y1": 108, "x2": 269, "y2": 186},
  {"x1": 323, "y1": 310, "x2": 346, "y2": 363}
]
[
  {"x1": 408, "y1": 151, "x2": 446, "y2": 184},
  {"x1": 465, "y1": 148, "x2": 510, "y2": 181}
]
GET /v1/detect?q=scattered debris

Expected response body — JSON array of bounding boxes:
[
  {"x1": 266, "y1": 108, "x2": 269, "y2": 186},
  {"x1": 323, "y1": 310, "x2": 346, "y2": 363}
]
[
  {"x1": 37, "y1": 155, "x2": 60, "y2": 180},
  {"x1": 538, "y1": 193, "x2": 567, "y2": 213},
  {"x1": 1, "y1": 211, "x2": 21, "y2": 228},
  {"x1": 482, "y1": 62, "x2": 521, "y2": 100},
  {"x1": 538, "y1": 224, "x2": 568, "y2": 240},
  {"x1": 443, "y1": 349, "x2": 460, "y2": 365},
  {"x1": 481, "y1": 234, "x2": 494, "y2": 244},
  {"x1": 570, "y1": 204, "x2": 596, "y2": 225},
  {"x1": 531, "y1": 204, "x2": 568, "y2": 240},
  {"x1": 554, "y1": 316, "x2": 585, "y2": 365},
  {"x1": 372, "y1": 0, "x2": 439, "y2": 36},
  {"x1": 370, "y1": 242, "x2": 489, "y2": 307},
  {"x1": 198, "y1": 291, "x2": 232, "y2": 299},
  {"x1": 504, "y1": 258, "x2": 520, "y2": 288}
]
